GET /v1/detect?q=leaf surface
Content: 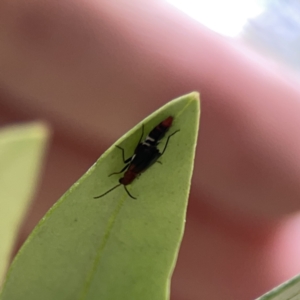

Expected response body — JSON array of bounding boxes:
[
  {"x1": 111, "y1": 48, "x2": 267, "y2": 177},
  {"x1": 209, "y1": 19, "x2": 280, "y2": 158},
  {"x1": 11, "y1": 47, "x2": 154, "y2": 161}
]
[
  {"x1": 0, "y1": 123, "x2": 48, "y2": 284},
  {"x1": 0, "y1": 93, "x2": 200, "y2": 300},
  {"x1": 256, "y1": 274, "x2": 300, "y2": 300}
]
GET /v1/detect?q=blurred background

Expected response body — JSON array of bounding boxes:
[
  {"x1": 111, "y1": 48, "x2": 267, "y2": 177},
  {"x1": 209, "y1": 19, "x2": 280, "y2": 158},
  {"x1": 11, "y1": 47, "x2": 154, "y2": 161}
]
[
  {"x1": 168, "y1": 0, "x2": 300, "y2": 75},
  {"x1": 2, "y1": 1, "x2": 300, "y2": 299}
]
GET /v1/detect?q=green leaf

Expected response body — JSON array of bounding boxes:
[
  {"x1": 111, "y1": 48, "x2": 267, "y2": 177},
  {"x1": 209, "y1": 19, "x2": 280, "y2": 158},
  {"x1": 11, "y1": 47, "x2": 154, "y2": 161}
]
[
  {"x1": 0, "y1": 92, "x2": 200, "y2": 300},
  {"x1": 256, "y1": 274, "x2": 300, "y2": 300},
  {"x1": 0, "y1": 123, "x2": 49, "y2": 284}
]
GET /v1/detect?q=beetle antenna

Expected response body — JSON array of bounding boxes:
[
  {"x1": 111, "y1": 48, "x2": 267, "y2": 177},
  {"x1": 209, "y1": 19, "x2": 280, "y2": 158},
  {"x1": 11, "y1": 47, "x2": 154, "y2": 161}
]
[
  {"x1": 94, "y1": 184, "x2": 121, "y2": 199},
  {"x1": 124, "y1": 186, "x2": 137, "y2": 199}
]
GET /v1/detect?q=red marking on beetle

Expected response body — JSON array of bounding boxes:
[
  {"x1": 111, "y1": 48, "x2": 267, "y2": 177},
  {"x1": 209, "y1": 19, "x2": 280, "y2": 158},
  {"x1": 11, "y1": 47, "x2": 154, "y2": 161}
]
[
  {"x1": 119, "y1": 164, "x2": 137, "y2": 185},
  {"x1": 94, "y1": 116, "x2": 179, "y2": 199},
  {"x1": 161, "y1": 116, "x2": 173, "y2": 127}
]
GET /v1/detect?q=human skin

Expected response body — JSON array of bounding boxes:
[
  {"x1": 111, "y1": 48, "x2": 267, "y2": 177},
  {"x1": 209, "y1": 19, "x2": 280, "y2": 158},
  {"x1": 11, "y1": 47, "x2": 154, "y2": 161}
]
[{"x1": 1, "y1": 0, "x2": 300, "y2": 299}]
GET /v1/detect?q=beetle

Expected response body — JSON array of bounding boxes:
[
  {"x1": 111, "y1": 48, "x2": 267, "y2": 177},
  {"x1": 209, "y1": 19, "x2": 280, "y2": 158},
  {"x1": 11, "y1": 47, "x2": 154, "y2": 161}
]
[{"x1": 94, "y1": 116, "x2": 179, "y2": 199}]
